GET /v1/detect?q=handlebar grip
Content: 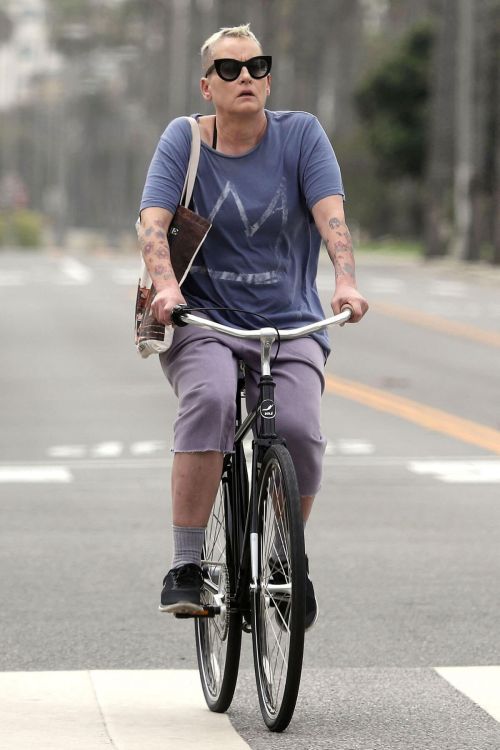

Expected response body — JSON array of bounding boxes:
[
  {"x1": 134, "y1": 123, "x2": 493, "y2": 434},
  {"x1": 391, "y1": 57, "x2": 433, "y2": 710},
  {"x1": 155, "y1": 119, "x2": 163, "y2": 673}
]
[
  {"x1": 171, "y1": 304, "x2": 191, "y2": 327},
  {"x1": 340, "y1": 305, "x2": 353, "y2": 319}
]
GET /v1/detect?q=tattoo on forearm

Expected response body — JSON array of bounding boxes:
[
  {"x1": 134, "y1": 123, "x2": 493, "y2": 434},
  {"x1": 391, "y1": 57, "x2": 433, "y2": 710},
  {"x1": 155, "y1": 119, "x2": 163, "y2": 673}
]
[
  {"x1": 138, "y1": 221, "x2": 175, "y2": 282},
  {"x1": 326, "y1": 216, "x2": 356, "y2": 282}
]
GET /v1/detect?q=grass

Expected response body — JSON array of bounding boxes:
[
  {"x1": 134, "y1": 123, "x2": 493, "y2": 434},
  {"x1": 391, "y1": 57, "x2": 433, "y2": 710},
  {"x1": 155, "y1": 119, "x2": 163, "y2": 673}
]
[{"x1": 358, "y1": 239, "x2": 424, "y2": 256}]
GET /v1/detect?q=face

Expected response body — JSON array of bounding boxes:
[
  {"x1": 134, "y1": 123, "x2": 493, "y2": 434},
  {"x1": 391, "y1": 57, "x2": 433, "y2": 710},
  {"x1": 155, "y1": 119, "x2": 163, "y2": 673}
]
[{"x1": 200, "y1": 37, "x2": 271, "y2": 117}]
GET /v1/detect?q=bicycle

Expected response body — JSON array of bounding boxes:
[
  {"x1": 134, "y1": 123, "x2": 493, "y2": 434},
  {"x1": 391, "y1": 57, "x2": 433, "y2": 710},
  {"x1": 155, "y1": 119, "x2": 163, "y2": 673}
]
[{"x1": 170, "y1": 303, "x2": 352, "y2": 732}]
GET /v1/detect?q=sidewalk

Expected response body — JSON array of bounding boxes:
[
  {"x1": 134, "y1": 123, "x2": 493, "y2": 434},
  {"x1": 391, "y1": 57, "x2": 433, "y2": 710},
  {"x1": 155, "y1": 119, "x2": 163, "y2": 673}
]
[{"x1": 0, "y1": 670, "x2": 250, "y2": 750}]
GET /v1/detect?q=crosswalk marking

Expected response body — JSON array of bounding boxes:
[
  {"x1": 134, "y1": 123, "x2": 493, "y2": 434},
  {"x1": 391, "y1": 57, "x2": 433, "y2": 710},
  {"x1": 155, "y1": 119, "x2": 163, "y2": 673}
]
[
  {"x1": 325, "y1": 439, "x2": 375, "y2": 456},
  {"x1": 59, "y1": 257, "x2": 93, "y2": 285},
  {"x1": 409, "y1": 460, "x2": 500, "y2": 483},
  {"x1": 0, "y1": 670, "x2": 250, "y2": 750},
  {"x1": 47, "y1": 445, "x2": 87, "y2": 459},
  {"x1": 436, "y1": 667, "x2": 500, "y2": 723},
  {"x1": 0, "y1": 466, "x2": 73, "y2": 483},
  {"x1": 90, "y1": 442, "x2": 123, "y2": 458},
  {"x1": 45, "y1": 439, "x2": 375, "y2": 462},
  {"x1": 130, "y1": 440, "x2": 167, "y2": 456},
  {"x1": 2, "y1": 454, "x2": 500, "y2": 485}
]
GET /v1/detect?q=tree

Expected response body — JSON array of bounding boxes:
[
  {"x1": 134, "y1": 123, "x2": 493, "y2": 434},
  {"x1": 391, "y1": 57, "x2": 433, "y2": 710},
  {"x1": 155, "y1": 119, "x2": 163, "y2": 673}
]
[{"x1": 354, "y1": 22, "x2": 434, "y2": 181}]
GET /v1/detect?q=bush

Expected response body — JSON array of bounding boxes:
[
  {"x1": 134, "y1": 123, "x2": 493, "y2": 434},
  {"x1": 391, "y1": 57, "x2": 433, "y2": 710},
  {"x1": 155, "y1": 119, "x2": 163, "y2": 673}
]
[{"x1": 0, "y1": 210, "x2": 44, "y2": 247}]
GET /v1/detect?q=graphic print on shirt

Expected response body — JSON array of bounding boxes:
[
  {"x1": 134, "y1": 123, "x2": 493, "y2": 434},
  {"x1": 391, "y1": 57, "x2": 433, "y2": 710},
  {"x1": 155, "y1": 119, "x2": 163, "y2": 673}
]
[
  {"x1": 208, "y1": 178, "x2": 288, "y2": 237},
  {"x1": 191, "y1": 178, "x2": 289, "y2": 286}
]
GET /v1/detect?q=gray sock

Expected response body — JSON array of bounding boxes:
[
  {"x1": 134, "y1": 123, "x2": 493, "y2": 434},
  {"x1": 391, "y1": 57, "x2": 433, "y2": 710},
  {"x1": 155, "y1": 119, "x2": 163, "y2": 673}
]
[{"x1": 171, "y1": 525, "x2": 206, "y2": 569}]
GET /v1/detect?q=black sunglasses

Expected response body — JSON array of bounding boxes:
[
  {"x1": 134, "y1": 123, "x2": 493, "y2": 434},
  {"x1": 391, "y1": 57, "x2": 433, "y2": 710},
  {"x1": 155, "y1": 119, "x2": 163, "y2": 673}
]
[{"x1": 204, "y1": 55, "x2": 272, "y2": 81}]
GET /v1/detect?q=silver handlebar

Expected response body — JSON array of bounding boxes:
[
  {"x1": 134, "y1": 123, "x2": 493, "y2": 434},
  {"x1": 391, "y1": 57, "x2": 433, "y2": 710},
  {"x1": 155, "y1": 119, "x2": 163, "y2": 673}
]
[{"x1": 175, "y1": 307, "x2": 352, "y2": 341}]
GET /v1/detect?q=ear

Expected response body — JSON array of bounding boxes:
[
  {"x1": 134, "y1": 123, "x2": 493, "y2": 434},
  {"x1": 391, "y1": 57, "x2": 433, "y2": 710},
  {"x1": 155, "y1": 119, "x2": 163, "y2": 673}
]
[
  {"x1": 200, "y1": 77, "x2": 212, "y2": 101},
  {"x1": 265, "y1": 74, "x2": 271, "y2": 96}
]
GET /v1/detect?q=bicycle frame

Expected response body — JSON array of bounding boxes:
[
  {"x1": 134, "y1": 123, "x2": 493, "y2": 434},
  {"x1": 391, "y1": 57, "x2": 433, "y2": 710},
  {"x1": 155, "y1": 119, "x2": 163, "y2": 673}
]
[
  {"x1": 171, "y1": 305, "x2": 352, "y2": 622},
  {"x1": 225, "y1": 330, "x2": 285, "y2": 624}
]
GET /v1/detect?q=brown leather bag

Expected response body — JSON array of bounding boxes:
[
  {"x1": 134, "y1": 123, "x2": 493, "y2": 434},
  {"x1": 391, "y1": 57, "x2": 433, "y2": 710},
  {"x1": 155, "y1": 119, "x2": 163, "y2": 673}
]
[{"x1": 135, "y1": 118, "x2": 211, "y2": 358}]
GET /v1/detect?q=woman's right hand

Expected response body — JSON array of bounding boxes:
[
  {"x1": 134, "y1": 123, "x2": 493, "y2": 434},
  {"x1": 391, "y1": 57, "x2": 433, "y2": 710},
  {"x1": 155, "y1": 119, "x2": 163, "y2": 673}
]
[{"x1": 150, "y1": 284, "x2": 187, "y2": 326}]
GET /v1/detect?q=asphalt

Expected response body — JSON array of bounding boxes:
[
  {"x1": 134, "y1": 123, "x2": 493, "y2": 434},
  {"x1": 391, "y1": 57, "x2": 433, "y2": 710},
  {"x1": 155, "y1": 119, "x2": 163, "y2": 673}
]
[{"x1": 1, "y1": 248, "x2": 500, "y2": 748}]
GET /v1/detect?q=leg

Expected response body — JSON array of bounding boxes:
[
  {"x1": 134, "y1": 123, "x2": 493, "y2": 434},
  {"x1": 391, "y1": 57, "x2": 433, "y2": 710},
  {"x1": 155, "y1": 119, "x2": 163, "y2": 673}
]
[
  {"x1": 158, "y1": 327, "x2": 238, "y2": 613},
  {"x1": 244, "y1": 337, "x2": 326, "y2": 512},
  {"x1": 172, "y1": 451, "x2": 224, "y2": 527},
  {"x1": 301, "y1": 495, "x2": 314, "y2": 522},
  {"x1": 244, "y1": 337, "x2": 326, "y2": 631}
]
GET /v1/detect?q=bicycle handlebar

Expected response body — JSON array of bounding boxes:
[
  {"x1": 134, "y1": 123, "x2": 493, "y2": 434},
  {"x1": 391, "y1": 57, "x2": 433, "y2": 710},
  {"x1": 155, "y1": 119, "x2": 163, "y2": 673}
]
[{"x1": 171, "y1": 304, "x2": 352, "y2": 340}]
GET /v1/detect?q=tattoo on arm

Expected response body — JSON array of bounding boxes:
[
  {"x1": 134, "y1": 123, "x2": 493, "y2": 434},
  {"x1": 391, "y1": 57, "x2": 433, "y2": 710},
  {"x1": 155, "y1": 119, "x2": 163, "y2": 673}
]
[
  {"x1": 138, "y1": 221, "x2": 175, "y2": 283},
  {"x1": 326, "y1": 216, "x2": 355, "y2": 282}
]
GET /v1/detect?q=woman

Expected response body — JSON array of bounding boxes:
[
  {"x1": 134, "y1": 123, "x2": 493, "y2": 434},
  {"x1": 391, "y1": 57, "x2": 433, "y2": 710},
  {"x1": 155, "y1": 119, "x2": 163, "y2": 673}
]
[{"x1": 138, "y1": 24, "x2": 368, "y2": 629}]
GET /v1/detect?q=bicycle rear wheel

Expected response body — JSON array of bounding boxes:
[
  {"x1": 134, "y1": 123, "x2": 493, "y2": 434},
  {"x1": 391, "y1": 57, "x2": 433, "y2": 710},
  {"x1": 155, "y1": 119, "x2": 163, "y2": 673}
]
[
  {"x1": 195, "y1": 459, "x2": 242, "y2": 712},
  {"x1": 251, "y1": 444, "x2": 306, "y2": 731}
]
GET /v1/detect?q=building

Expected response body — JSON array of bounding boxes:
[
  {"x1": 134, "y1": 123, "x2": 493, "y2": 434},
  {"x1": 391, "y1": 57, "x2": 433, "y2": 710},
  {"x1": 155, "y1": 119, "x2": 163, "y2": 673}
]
[{"x1": 0, "y1": 0, "x2": 61, "y2": 110}]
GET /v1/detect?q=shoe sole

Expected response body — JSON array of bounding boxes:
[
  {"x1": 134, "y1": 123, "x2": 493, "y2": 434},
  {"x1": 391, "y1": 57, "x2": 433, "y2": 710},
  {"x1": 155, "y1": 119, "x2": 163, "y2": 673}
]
[{"x1": 159, "y1": 601, "x2": 206, "y2": 615}]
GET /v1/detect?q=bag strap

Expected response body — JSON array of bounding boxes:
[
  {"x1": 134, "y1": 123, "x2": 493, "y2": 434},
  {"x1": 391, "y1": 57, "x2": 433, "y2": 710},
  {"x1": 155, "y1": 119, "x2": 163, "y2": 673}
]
[{"x1": 180, "y1": 116, "x2": 201, "y2": 208}]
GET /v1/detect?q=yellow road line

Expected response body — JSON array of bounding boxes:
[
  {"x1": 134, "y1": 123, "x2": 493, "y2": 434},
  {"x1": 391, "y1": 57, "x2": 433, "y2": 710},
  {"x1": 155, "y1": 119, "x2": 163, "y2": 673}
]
[
  {"x1": 325, "y1": 374, "x2": 500, "y2": 455},
  {"x1": 371, "y1": 301, "x2": 500, "y2": 348}
]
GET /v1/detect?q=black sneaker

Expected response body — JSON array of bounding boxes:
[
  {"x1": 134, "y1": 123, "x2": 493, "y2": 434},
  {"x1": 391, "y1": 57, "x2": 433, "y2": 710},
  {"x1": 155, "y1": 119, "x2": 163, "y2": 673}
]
[
  {"x1": 159, "y1": 563, "x2": 204, "y2": 615},
  {"x1": 304, "y1": 556, "x2": 319, "y2": 631},
  {"x1": 269, "y1": 555, "x2": 318, "y2": 632}
]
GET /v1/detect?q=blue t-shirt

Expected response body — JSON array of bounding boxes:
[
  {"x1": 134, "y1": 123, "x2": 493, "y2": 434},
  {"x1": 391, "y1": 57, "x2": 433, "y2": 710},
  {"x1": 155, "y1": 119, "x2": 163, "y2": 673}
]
[{"x1": 140, "y1": 110, "x2": 344, "y2": 354}]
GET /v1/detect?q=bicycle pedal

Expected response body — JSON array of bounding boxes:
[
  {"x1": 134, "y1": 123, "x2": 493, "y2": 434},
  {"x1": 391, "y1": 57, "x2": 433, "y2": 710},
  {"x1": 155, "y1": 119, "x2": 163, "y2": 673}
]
[{"x1": 174, "y1": 605, "x2": 221, "y2": 619}]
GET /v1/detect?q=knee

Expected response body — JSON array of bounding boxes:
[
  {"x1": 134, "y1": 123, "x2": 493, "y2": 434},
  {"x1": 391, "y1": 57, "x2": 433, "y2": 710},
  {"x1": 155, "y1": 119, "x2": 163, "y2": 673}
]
[
  {"x1": 276, "y1": 415, "x2": 325, "y2": 496},
  {"x1": 183, "y1": 380, "x2": 235, "y2": 423}
]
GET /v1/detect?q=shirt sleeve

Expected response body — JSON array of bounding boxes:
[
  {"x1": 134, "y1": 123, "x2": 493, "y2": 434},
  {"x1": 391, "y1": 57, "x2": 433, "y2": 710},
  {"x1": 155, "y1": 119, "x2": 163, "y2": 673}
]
[
  {"x1": 139, "y1": 117, "x2": 192, "y2": 215},
  {"x1": 299, "y1": 115, "x2": 345, "y2": 210}
]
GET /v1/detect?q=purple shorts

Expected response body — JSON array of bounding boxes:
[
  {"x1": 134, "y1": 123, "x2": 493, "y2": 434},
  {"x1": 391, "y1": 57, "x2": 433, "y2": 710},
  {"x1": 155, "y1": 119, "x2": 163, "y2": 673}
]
[{"x1": 160, "y1": 325, "x2": 327, "y2": 496}]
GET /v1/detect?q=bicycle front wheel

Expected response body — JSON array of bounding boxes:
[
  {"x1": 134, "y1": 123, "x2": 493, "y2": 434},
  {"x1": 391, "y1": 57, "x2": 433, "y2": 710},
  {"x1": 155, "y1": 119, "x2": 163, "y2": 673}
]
[
  {"x1": 251, "y1": 444, "x2": 306, "y2": 731},
  {"x1": 195, "y1": 462, "x2": 242, "y2": 712}
]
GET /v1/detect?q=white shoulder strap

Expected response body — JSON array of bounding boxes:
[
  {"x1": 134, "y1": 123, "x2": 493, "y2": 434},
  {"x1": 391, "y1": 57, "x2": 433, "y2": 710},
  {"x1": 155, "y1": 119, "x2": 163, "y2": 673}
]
[{"x1": 180, "y1": 116, "x2": 201, "y2": 208}]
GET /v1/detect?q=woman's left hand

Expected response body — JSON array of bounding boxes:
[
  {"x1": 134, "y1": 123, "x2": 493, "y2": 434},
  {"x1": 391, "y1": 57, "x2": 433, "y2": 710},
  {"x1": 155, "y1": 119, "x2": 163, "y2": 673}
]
[{"x1": 331, "y1": 285, "x2": 369, "y2": 323}]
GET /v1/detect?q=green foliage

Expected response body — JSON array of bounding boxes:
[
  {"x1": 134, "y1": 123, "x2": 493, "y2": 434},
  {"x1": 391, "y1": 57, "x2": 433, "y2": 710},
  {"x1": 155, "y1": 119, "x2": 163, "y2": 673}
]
[
  {"x1": 354, "y1": 22, "x2": 434, "y2": 180},
  {"x1": 0, "y1": 211, "x2": 44, "y2": 247}
]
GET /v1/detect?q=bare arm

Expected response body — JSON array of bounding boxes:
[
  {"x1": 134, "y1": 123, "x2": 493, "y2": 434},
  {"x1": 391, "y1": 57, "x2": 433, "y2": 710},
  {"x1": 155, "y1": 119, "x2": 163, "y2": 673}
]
[
  {"x1": 311, "y1": 195, "x2": 368, "y2": 322},
  {"x1": 138, "y1": 206, "x2": 185, "y2": 324}
]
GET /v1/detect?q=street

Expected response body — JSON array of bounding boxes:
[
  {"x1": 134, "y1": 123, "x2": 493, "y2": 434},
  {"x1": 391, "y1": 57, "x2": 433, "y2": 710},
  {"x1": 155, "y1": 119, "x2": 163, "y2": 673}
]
[{"x1": 1, "y1": 248, "x2": 500, "y2": 749}]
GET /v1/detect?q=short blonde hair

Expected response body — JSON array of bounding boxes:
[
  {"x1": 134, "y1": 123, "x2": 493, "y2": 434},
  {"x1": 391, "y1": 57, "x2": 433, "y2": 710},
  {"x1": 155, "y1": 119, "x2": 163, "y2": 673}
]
[{"x1": 201, "y1": 24, "x2": 262, "y2": 73}]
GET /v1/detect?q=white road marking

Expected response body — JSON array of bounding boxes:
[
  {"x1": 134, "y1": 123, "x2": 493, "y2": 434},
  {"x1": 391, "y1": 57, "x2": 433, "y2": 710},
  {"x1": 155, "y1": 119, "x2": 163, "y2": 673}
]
[
  {"x1": 59, "y1": 258, "x2": 93, "y2": 285},
  {"x1": 47, "y1": 445, "x2": 87, "y2": 459},
  {"x1": 436, "y1": 666, "x2": 500, "y2": 723},
  {"x1": 0, "y1": 466, "x2": 73, "y2": 483},
  {"x1": 338, "y1": 439, "x2": 375, "y2": 455},
  {"x1": 325, "y1": 439, "x2": 375, "y2": 456},
  {"x1": 0, "y1": 670, "x2": 250, "y2": 749},
  {"x1": 3, "y1": 454, "x2": 499, "y2": 473},
  {"x1": 367, "y1": 277, "x2": 407, "y2": 295},
  {"x1": 429, "y1": 280, "x2": 468, "y2": 298},
  {"x1": 130, "y1": 440, "x2": 167, "y2": 456},
  {"x1": 90, "y1": 442, "x2": 123, "y2": 458},
  {"x1": 409, "y1": 460, "x2": 500, "y2": 483}
]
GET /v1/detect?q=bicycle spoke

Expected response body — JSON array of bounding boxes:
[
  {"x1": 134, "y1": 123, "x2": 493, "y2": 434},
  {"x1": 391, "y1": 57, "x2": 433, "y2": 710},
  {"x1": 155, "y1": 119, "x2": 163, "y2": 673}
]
[
  {"x1": 196, "y1": 468, "x2": 242, "y2": 712},
  {"x1": 252, "y1": 445, "x2": 305, "y2": 731}
]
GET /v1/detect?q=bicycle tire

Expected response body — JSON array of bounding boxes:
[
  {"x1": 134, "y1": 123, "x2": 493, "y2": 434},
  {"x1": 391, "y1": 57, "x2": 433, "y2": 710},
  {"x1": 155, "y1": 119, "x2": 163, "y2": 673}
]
[
  {"x1": 195, "y1": 459, "x2": 242, "y2": 712},
  {"x1": 251, "y1": 444, "x2": 306, "y2": 731}
]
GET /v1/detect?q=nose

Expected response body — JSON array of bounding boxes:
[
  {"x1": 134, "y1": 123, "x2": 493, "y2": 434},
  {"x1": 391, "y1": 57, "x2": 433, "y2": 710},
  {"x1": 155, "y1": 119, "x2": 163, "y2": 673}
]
[{"x1": 239, "y1": 65, "x2": 251, "y2": 81}]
